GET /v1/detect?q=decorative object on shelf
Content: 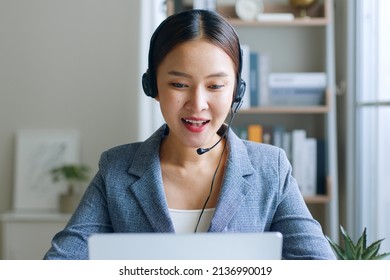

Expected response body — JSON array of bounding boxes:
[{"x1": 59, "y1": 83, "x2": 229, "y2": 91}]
[
  {"x1": 50, "y1": 164, "x2": 90, "y2": 214},
  {"x1": 235, "y1": 0, "x2": 264, "y2": 21},
  {"x1": 13, "y1": 130, "x2": 80, "y2": 211},
  {"x1": 326, "y1": 226, "x2": 390, "y2": 260},
  {"x1": 289, "y1": 0, "x2": 316, "y2": 18}
]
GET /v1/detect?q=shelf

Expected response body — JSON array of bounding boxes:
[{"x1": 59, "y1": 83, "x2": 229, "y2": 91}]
[
  {"x1": 228, "y1": 18, "x2": 328, "y2": 27},
  {"x1": 304, "y1": 176, "x2": 332, "y2": 204},
  {"x1": 218, "y1": 2, "x2": 328, "y2": 27},
  {"x1": 240, "y1": 88, "x2": 331, "y2": 114},
  {"x1": 239, "y1": 105, "x2": 329, "y2": 114},
  {"x1": 304, "y1": 194, "x2": 331, "y2": 204},
  {"x1": 168, "y1": 1, "x2": 328, "y2": 26}
]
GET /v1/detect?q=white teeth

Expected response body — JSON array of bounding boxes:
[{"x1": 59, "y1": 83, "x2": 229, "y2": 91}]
[{"x1": 184, "y1": 119, "x2": 207, "y2": 124}]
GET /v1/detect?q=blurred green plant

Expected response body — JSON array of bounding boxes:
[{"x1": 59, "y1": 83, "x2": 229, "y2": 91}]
[
  {"x1": 326, "y1": 226, "x2": 390, "y2": 260},
  {"x1": 50, "y1": 164, "x2": 90, "y2": 195}
]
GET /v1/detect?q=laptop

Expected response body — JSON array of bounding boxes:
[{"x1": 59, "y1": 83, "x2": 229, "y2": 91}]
[{"x1": 88, "y1": 232, "x2": 283, "y2": 260}]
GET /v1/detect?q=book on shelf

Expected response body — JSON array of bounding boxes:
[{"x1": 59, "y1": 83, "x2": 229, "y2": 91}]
[
  {"x1": 249, "y1": 52, "x2": 259, "y2": 107},
  {"x1": 268, "y1": 72, "x2": 327, "y2": 88},
  {"x1": 272, "y1": 125, "x2": 285, "y2": 149},
  {"x1": 247, "y1": 124, "x2": 263, "y2": 143},
  {"x1": 240, "y1": 44, "x2": 251, "y2": 109},
  {"x1": 262, "y1": 126, "x2": 272, "y2": 144},
  {"x1": 239, "y1": 48, "x2": 270, "y2": 108},
  {"x1": 316, "y1": 139, "x2": 327, "y2": 195},
  {"x1": 258, "y1": 52, "x2": 270, "y2": 106},
  {"x1": 304, "y1": 137, "x2": 317, "y2": 196},
  {"x1": 282, "y1": 131, "x2": 292, "y2": 161},
  {"x1": 292, "y1": 129, "x2": 307, "y2": 195},
  {"x1": 233, "y1": 126, "x2": 248, "y2": 141},
  {"x1": 234, "y1": 125, "x2": 325, "y2": 196},
  {"x1": 291, "y1": 130, "x2": 321, "y2": 197},
  {"x1": 269, "y1": 88, "x2": 325, "y2": 106},
  {"x1": 245, "y1": 124, "x2": 273, "y2": 144},
  {"x1": 268, "y1": 72, "x2": 327, "y2": 106}
]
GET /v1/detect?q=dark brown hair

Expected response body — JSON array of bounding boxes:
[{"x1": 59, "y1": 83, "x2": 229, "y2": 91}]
[{"x1": 146, "y1": 9, "x2": 242, "y2": 97}]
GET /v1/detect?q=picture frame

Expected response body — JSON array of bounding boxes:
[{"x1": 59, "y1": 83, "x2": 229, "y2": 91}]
[{"x1": 13, "y1": 130, "x2": 80, "y2": 212}]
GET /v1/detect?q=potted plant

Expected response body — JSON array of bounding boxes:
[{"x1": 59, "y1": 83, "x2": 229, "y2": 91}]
[
  {"x1": 50, "y1": 164, "x2": 90, "y2": 213},
  {"x1": 326, "y1": 225, "x2": 390, "y2": 260}
]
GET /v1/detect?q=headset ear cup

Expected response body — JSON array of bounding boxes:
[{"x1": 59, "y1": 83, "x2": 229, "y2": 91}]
[
  {"x1": 234, "y1": 79, "x2": 246, "y2": 103},
  {"x1": 142, "y1": 72, "x2": 154, "y2": 98}
]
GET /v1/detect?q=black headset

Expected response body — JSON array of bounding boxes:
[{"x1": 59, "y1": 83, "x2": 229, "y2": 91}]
[{"x1": 142, "y1": 13, "x2": 246, "y2": 105}]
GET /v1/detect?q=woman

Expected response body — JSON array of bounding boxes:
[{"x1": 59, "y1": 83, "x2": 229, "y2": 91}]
[{"x1": 44, "y1": 9, "x2": 335, "y2": 260}]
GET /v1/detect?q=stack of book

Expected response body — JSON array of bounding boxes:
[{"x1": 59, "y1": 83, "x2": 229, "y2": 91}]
[
  {"x1": 239, "y1": 45, "x2": 270, "y2": 109},
  {"x1": 234, "y1": 125, "x2": 326, "y2": 197},
  {"x1": 291, "y1": 129, "x2": 318, "y2": 197},
  {"x1": 239, "y1": 46, "x2": 326, "y2": 108},
  {"x1": 268, "y1": 72, "x2": 327, "y2": 106}
]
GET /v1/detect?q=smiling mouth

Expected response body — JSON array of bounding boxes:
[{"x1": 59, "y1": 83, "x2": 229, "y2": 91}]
[{"x1": 182, "y1": 118, "x2": 210, "y2": 127}]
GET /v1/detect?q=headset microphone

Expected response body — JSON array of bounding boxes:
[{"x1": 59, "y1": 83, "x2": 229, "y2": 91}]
[
  {"x1": 196, "y1": 140, "x2": 223, "y2": 155},
  {"x1": 196, "y1": 100, "x2": 242, "y2": 155}
]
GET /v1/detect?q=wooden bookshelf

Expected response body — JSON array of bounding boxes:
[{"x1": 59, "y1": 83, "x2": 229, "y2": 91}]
[{"x1": 218, "y1": 1, "x2": 328, "y2": 26}]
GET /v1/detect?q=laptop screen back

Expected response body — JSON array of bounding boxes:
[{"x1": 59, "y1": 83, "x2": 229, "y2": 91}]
[{"x1": 88, "y1": 232, "x2": 283, "y2": 260}]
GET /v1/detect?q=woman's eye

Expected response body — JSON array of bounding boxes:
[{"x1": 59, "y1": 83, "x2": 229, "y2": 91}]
[
  {"x1": 171, "y1": 83, "x2": 187, "y2": 88},
  {"x1": 209, "y1": 84, "x2": 224, "y2": 90}
]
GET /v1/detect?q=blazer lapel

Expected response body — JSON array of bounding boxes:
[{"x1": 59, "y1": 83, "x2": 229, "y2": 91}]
[
  {"x1": 129, "y1": 171, "x2": 174, "y2": 232},
  {"x1": 209, "y1": 131, "x2": 255, "y2": 232},
  {"x1": 125, "y1": 125, "x2": 256, "y2": 233},
  {"x1": 127, "y1": 126, "x2": 174, "y2": 233}
]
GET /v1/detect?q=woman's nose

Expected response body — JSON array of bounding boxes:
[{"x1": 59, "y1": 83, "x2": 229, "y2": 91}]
[{"x1": 186, "y1": 86, "x2": 209, "y2": 112}]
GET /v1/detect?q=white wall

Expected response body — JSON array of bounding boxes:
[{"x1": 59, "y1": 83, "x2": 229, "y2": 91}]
[{"x1": 0, "y1": 0, "x2": 141, "y2": 217}]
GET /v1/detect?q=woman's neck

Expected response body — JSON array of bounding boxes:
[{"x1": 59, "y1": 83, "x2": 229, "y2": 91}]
[
  {"x1": 160, "y1": 136, "x2": 228, "y2": 210},
  {"x1": 160, "y1": 135, "x2": 226, "y2": 168}
]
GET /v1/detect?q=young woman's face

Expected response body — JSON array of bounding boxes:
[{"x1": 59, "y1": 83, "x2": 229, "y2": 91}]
[{"x1": 156, "y1": 39, "x2": 236, "y2": 151}]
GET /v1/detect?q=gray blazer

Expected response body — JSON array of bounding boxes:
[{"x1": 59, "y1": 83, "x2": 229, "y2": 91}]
[{"x1": 44, "y1": 125, "x2": 336, "y2": 260}]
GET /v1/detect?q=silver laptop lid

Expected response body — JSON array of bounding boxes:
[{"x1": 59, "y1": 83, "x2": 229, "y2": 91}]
[{"x1": 88, "y1": 232, "x2": 283, "y2": 260}]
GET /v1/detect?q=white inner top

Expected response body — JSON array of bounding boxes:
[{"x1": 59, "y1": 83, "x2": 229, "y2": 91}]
[{"x1": 169, "y1": 208, "x2": 215, "y2": 233}]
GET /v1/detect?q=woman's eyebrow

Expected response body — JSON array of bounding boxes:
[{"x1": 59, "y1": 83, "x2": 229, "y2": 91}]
[
  {"x1": 168, "y1": 70, "x2": 191, "y2": 78},
  {"x1": 168, "y1": 70, "x2": 229, "y2": 78}
]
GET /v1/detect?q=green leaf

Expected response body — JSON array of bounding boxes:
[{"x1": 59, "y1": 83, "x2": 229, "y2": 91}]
[
  {"x1": 354, "y1": 227, "x2": 367, "y2": 259},
  {"x1": 326, "y1": 226, "x2": 390, "y2": 260},
  {"x1": 326, "y1": 235, "x2": 347, "y2": 260},
  {"x1": 50, "y1": 164, "x2": 90, "y2": 185},
  {"x1": 372, "y1": 252, "x2": 390, "y2": 260},
  {"x1": 362, "y1": 239, "x2": 383, "y2": 260},
  {"x1": 340, "y1": 226, "x2": 357, "y2": 259}
]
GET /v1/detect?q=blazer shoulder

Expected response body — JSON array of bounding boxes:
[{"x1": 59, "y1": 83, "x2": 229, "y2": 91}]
[
  {"x1": 241, "y1": 140, "x2": 291, "y2": 171},
  {"x1": 98, "y1": 142, "x2": 143, "y2": 173},
  {"x1": 102, "y1": 142, "x2": 142, "y2": 161},
  {"x1": 242, "y1": 140, "x2": 284, "y2": 159},
  {"x1": 98, "y1": 125, "x2": 166, "y2": 177}
]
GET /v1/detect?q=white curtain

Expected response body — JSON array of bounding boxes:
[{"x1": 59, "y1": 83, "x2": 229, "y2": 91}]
[
  {"x1": 138, "y1": 0, "x2": 166, "y2": 141},
  {"x1": 352, "y1": 0, "x2": 390, "y2": 253}
]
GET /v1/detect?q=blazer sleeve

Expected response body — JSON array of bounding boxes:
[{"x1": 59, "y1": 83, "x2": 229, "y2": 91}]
[
  {"x1": 270, "y1": 149, "x2": 336, "y2": 260},
  {"x1": 43, "y1": 152, "x2": 114, "y2": 260}
]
